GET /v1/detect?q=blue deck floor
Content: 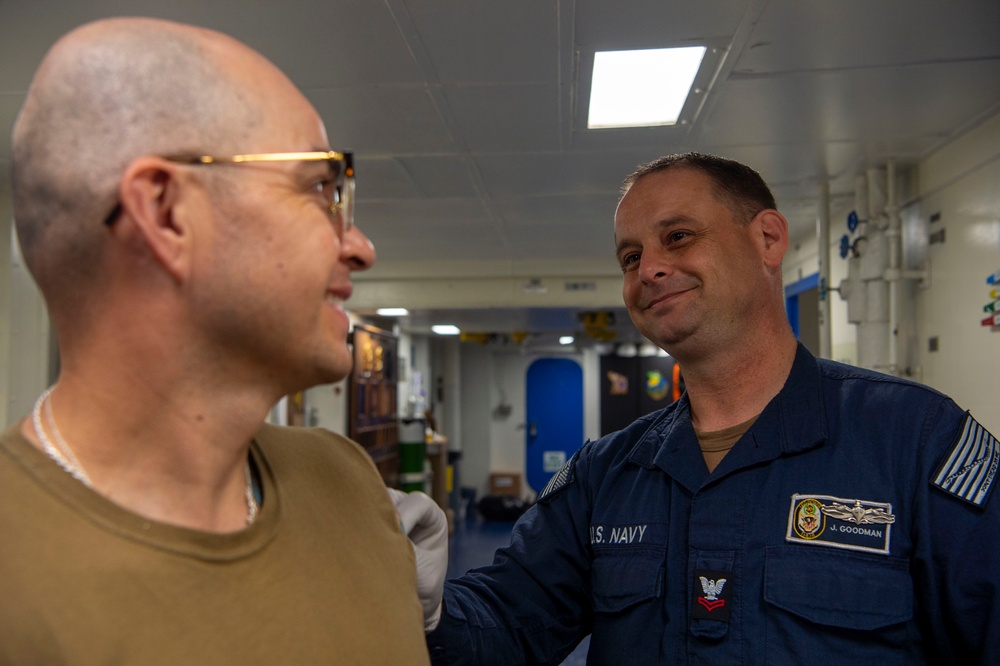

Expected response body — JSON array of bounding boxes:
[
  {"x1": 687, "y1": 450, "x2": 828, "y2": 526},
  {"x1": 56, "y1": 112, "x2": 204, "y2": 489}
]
[{"x1": 446, "y1": 515, "x2": 590, "y2": 665}]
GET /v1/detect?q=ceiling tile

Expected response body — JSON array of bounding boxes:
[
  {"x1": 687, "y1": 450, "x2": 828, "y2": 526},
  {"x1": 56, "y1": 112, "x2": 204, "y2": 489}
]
[
  {"x1": 443, "y1": 84, "x2": 562, "y2": 152},
  {"x1": 397, "y1": 155, "x2": 480, "y2": 198},
  {"x1": 306, "y1": 86, "x2": 459, "y2": 154},
  {"x1": 406, "y1": 0, "x2": 558, "y2": 83},
  {"x1": 738, "y1": 0, "x2": 1000, "y2": 74},
  {"x1": 574, "y1": 0, "x2": 746, "y2": 49}
]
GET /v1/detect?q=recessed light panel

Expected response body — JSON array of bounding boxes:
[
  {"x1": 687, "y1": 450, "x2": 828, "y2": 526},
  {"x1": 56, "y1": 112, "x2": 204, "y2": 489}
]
[{"x1": 588, "y1": 46, "x2": 706, "y2": 129}]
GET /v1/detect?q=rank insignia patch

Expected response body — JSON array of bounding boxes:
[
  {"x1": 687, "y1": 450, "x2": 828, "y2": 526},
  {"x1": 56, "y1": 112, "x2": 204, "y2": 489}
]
[
  {"x1": 785, "y1": 494, "x2": 895, "y2": 555},
  {"x1": 692, "y1": 569, "x2": 732, "y2": 622},
  {"x1": 932, "y1": 413, "x2": 1000, "y2": 507},
  {"x1": 537, "y1": 449, "x2": 581, "y2": 502}
]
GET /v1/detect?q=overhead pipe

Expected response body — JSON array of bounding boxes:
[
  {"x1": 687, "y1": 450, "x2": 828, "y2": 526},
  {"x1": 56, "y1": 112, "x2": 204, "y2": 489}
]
[
  {"x1": 863, "y1": 167, "x2": 890, "y2": 373},
  {"x1": 838, "y1": 163, "x2": 927, "y2": 376},
  {"x1": 817, "y1": 179, "x2": 832, "y2": 359},
  {"x1": 838, "y1": 168, "x2": 889, "y2": 373},
  {"x1": 840, "y1": 174, "x2": 868, "y2": 328},
  {"x1": 885, "y1": 160, "x2": 900, "y2": 374}
]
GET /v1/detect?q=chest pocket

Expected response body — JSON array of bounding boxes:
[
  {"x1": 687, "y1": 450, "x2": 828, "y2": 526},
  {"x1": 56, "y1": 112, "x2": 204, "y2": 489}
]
[
  {"x1": 591, "y1": 552, "x2": 664, "y2": 613},
  {"x1": 764, "y1": 545, "x2": 913, "y2": 630}
]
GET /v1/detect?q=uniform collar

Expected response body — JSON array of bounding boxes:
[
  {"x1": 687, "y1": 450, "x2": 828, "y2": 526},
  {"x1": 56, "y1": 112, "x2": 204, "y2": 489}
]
[{"x1": 629, "y1": 343, "x2": 828, "y2": 493}]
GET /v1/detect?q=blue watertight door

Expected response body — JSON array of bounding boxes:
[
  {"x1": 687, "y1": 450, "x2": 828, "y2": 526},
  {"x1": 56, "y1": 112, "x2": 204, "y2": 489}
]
[{"x1": 525, "y1": 358, "x2": 584, "y2": 495}]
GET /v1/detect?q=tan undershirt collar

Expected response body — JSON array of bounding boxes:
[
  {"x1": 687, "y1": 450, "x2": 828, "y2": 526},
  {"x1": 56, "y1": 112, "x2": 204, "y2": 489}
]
[{"x1": 694, "y1": 414, "x2": 761, "y2": 473}]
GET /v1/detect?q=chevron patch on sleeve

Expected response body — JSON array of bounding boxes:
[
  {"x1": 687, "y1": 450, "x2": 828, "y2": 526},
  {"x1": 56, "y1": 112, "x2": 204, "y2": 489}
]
[
  {"x1": 537, "y1": 449, "x2": 581, "y2": 503},
  {"x1": 932, "y1": 413, "x2": 1000, "y2": 507}
]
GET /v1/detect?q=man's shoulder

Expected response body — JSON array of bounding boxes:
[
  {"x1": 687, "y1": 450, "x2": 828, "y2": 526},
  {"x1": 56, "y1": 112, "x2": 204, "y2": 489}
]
[
  {"x1": 0, "y1": 422, "x2": 57, "y2": 489},
  {"x1": 253, "y1": 424, "x2": 372, "y2": 469},
  {"x1": 536, "y1": 407, "x2": 674, "y2": 503},
  {"x1": 0, "y1": 422, "x2": 29, "y2": 452},
  {"x1": 816, "y1": 356, "x2": 950, "y2": 403},
  {"x1": 586, "y1": 405, "x2": 678, "y2": 467},
  {"x1": 252, "y1": 424, "x2": 393, "y2": 508},
  {"x1": 255, "y1": 422, "x2": 354, "y2": 445}
]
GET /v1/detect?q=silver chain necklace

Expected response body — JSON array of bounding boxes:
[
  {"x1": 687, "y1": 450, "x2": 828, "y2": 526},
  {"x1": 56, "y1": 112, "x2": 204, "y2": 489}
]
[
  {"x1": 32, "y1": 386, "x2": 93, "y2": 487},
  {"x1": 32, "y1": 387, "x2": 258, "y2": 525}
]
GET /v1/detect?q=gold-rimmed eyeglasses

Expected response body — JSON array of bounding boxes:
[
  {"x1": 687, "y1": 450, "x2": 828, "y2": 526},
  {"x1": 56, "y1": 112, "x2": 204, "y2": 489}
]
[{"x1": 104, "y1": 150, "x2": 355, "y2": 231}]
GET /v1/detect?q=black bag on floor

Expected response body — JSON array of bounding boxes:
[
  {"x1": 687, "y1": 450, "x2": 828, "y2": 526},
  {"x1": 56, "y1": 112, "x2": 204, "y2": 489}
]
[{"x1": 477, "y1": 495, "x2": 532, "y2": 521}]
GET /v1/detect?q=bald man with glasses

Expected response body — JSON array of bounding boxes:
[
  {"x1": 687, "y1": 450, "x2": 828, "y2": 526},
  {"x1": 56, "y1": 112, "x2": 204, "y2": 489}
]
[{"x1": 2, "y1": 17, "x2": 436, "y2": 663}]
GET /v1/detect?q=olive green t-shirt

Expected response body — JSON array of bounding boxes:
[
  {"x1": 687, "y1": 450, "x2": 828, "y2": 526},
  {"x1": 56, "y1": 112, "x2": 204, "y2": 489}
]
[{"x1": 0, "y1": 423, "x2": 429, "y2": 665}]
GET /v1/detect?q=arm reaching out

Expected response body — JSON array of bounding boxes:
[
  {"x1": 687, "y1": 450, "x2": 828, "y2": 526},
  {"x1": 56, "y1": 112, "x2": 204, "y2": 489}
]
[{"x1": 389, "y1": 488, "x2": 449, "y2": 631}]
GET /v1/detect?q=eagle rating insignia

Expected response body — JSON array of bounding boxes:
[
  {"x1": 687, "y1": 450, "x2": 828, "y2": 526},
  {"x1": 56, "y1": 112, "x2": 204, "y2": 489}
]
[
  {"x1": 692, "y1": 569, "x2": 733, "y2": 622},
  {"x1": 698, "y1": 577, "x2": 727, "y2": 611}
]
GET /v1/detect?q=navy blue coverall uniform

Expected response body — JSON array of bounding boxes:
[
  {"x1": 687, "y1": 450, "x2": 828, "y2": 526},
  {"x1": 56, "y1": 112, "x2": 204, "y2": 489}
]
[{"x1": 427, "y1": 345, "x2": 1000, "y2": 665}]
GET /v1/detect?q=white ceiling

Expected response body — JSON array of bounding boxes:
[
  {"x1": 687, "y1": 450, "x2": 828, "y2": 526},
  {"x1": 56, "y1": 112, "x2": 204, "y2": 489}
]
[{"x1": 2, "y1": 1, "x2": 999, "y2": 344}]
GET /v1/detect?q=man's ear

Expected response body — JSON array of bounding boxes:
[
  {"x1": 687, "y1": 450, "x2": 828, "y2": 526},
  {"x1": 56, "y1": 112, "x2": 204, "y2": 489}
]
[
  {"x1": 753, "y1": 209, "x2": 789, "y2": 272},
  {"x1": 117, "y1": 157, "x2": 192, "y2": 281}
]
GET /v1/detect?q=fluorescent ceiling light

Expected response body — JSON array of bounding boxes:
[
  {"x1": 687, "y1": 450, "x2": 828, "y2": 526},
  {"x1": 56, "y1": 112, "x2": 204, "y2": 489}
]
[
  {"x1": 432, "y1": 325, "x2": 460, "y2": 335},
  {"x1": 588, "y1": 46, "x2": 706, "y2": 129},
  {"x1": 559, "y1": 336, "x2": 575, "y2": 345},
  {"x1": 638, "y1": 342, "x2": 661, "y2": 357},
  {"x1": 376, "y1": 308, "x2": 410, "y2": 316}
]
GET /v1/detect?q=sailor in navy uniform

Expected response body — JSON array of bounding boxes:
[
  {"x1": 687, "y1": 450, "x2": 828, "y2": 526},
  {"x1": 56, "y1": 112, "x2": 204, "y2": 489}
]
[
  {"x1": 424, "y1": 154, "x2": 1000, "y2": 665},
  {"x1": 428, "y1": 343, "x2": 1000, "y2": 664}
]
